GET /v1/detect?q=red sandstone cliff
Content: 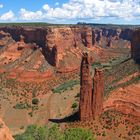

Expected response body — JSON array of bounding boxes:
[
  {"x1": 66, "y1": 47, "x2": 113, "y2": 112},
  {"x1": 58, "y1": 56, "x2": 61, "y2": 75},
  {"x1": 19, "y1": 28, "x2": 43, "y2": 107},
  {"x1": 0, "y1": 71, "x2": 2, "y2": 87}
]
[
  {"x1": 92, "y1": 68, "x2": 104, "y2": 118},
  {"x1": 0, "y1": 26, "x2": 94, "y2": 69},
  {"x1": 0, "y1": 25, "x2": 132, "y2": 74},
  {"x1": 79, "y1": 53, "x2": 93, "y2": 121},
  {"x1": 45, "y1": 26, "x2": 94, "y2": 67},
  {"x1": 79, "y1": 53, "x2": 104, "y2": 121}
]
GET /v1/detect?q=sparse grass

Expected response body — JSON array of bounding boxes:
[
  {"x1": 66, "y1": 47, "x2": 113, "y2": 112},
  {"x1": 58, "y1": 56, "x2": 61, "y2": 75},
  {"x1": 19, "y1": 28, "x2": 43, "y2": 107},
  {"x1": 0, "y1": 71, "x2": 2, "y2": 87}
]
[
  {"x1": 13, "y1": 102, "x2": 31, "y2": 110},
  {"x1": 91, "y1": 62, "x2": 102, "y2": 69},
  {"x1": 52, "y1": 80, "x2": 80, "y2": 94},
  {"x1": 104, "y1": 59, "x2": 140, "y2": 98}
]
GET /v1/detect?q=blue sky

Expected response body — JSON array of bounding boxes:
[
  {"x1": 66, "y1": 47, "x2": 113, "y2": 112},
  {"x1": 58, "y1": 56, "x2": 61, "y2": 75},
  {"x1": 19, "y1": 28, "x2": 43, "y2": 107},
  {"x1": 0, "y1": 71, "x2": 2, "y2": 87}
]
[{"x1": 0, "y1": 0, "x2": 140, "y2": 24}]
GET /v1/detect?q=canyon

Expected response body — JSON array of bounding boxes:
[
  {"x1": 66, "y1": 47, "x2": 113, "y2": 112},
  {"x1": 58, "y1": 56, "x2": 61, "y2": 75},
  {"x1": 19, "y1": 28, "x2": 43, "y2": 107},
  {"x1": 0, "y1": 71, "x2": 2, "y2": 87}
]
[
  {"x1": 0, "y1": 24, "x2": 140, "y2": 139},
  {"x1": 0, "y1": 25, "x2": 132, "y2": 80}
]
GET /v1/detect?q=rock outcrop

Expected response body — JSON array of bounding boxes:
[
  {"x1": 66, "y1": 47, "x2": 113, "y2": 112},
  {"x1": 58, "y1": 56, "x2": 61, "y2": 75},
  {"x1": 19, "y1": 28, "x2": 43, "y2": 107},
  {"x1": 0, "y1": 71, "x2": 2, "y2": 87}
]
[
  {"x1": 45, "y1": 26, "x2": 94, "y2": 66},
  {"x1": 92, "y1": 69, "x2": 104, "y2": 118},
  {"x1": 79, "y1": 53, "x2": 93, "y2": 120},
  {"x1": 0, "y1": 118, "x2": 14, "y2": 140},
  {"x1": 131, "y1": 29, "x2": 140, "y2": 62},
  {"x1": 79, "y1": 53, "x2": 104, "y2": 121}
]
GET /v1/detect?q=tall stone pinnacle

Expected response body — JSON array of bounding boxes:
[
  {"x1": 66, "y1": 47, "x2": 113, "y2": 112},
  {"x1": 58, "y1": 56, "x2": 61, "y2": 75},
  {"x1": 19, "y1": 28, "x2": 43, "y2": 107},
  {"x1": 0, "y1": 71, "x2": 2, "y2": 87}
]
[{"x1": 79, "y1": 53, "x2": 104, "y2": 121}]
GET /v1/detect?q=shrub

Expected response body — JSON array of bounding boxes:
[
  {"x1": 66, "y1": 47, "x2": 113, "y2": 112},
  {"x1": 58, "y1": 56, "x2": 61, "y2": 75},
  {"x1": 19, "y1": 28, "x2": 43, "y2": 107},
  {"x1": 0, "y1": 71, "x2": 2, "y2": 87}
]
[
  {"x1": 32, "y1": 98, "x2": 39, "y2": 105},
  {"x1": 28, "y1": 112, "x2": 33, "y2": 117},
  {"x1": 14, "y1": 124, "x2": 96, "y2": 140},
  {"x1": 15, "y1": 125, "x2": 47, "y2": 140},
  {"x1": 71, "y1": 102, "x2": 78, "y2": 109},
  {"x1": 64, "y1": 128, "x2": 95, "y2": 140},
  {"x1": 46, "y1": 124, "x2": 64, "y2": 140}
]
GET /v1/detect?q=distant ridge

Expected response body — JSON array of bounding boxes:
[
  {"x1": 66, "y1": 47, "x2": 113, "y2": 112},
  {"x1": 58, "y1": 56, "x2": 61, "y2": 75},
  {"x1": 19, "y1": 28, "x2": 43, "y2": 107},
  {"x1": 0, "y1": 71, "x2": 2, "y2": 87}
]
[{"x1": 77, "y1": 22, "x2": 140, "y2": 29}]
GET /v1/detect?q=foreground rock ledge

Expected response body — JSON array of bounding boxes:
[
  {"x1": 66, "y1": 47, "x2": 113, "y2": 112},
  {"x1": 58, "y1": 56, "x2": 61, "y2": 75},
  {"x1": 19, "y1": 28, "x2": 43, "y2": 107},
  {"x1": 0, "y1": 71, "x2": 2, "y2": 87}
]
[{"x1": 0, "y1": 118, "x2": 14, "y2": 140}]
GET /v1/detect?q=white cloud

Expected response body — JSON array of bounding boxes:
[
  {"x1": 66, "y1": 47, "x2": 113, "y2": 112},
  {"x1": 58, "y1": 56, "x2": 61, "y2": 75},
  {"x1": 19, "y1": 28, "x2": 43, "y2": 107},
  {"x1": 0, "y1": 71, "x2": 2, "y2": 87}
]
[
  {"x1": 43, "y1": 4, "x2": 50, "y2": 11},
  {"x1": 19, "y1": 8, "x2": 43, "y2": 20},
  {"x1": 18, "y1": 0, "x2": 140, "y2": 22},
  {"x1": 0, "y1": 4, "x2": 3, "y2": 8},
  {"x1": 0, "y1": 10, "x2": 16, "y2": 21}
]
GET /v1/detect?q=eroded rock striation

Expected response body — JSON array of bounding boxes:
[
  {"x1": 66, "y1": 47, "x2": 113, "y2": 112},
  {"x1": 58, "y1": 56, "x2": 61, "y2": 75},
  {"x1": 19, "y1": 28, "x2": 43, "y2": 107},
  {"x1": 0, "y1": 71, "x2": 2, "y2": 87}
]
[
  {"x1": 79, "y1": 53, "x2": 93, "y2": 120},
  {"x1": 79, "y1": 53, "x2": 104, "y2": 121},
  {"x1": 0, "y1": 26, "x2": 131, "y2": 67},
  {"x1": 92, "y1": 69, "x2": 104, "y2": 118},
  {"x1": 94, "y1": 28, "x2": 132, "y2": 48}
]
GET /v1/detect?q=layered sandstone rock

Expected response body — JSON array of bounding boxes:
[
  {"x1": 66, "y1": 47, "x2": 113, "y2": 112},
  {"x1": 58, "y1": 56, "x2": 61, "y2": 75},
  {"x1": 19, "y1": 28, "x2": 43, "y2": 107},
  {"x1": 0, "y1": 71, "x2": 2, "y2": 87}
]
[
  {"x1": 131, "y1": 29, "x2": 140, "y2": 62},
  {"x1": 0, "y1": 27, "x2": 47, "y2": 47},
  {"x1": 0, "y1": 25, "x2": 131, "y2": 73},
  {"x1": 104, "y1": 82, "x2": 140, "y2": 117},
  {"x1": 79, "y1": 53, "x2": 104, "y2": 121},
  {"x1": 92, "y1": 69, "x2": 104, "y2": 118},
  {"x1": 45, "y1": 26, "x2": 94, "y2": 67},
  {"x1": 0, "y1": 118, "x2": 14, "y2": 140},
  {"x1": 79, "y1": 53, "x2": 93, "y2": 121},
  {"x1": 94, "y1": 28, "x2": 132, "y2": 48},
  {"x1": 0, "y1": 26, "x2": 94, "y2": 69},
  {"x1": 0, "y1": 31, "x2": 10, "y2": 39}
]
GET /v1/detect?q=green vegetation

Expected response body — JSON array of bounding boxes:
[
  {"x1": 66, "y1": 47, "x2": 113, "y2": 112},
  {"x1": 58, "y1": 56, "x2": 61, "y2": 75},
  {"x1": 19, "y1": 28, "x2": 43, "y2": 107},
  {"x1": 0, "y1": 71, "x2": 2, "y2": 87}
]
[
  {"x1": 13, "y1": 102, "x2": 31, "y2": 109},
  {"x1": 71, "y1": 102, "x2": 78, "y2": 109},
  {"x1": 52, "y1": 80, "x2": 80, "y2": 94},
  {"x1": 92, "y1": 55, "x2": 130, "y2": 70},
  {"x1": 91, "y1": 62, "x2": 102, "y2": 69},
  {"x1": 32, "y1": 98, "x2": 39, "y2": 105},
  {"x1": 14, "y1": 124, "x2": 96, "y2": 140},
  {"x1": 64, "y1": 127, "x2": 95, "y2": 140},
  {"x1": 104, "y1": 58, "x2": 140, "y2": 98}
]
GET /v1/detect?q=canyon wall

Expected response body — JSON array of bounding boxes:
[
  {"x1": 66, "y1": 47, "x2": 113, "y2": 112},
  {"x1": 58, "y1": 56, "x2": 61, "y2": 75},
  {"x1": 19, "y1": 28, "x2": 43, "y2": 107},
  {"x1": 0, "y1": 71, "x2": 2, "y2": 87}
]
[
  {"x1": 0, "y1": 26, "x2": 94, "y2": 67},
  {"x1": 94, "y1": 28, "x2": 132, "y2": 48},
  {"x1": 0, "y1": 25, "x2": 132, "y2": 70},
  {"x1": 45, "y1": 26, "x2": 94, "y2": 66},
  {"x1": 79, "y1": 53, "x2": 104, "y2": 121},
  {"x1": 131, "y1": 29, "x2": 140, "y2": 62},
  {"x1": 0, "y1": 26, "x2": 132, "y2": 49},
  {"x1": 0, "y1": 26, "x2": 47, "y2": 47}
]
